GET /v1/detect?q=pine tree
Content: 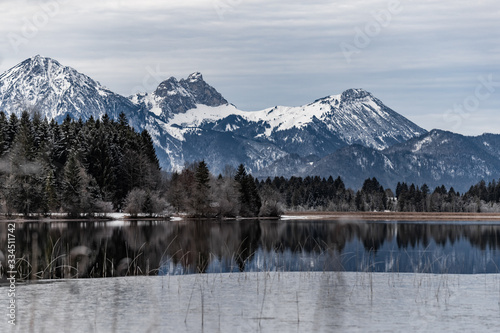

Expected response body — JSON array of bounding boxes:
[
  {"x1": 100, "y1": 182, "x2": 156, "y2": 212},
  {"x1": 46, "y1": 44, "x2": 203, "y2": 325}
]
[
  {"x1": 101, "y1": 113, "x2": 111, "y2": 126},
  {"x1": 44, "y1": 168, "x2": 58, "y2": 212},
  {"x1": 355, "y1": 191, "x2": 363, "y2": 211},
  {"x1": 235, "y1": 164, "x2": 247, "y2": 184},
  {"x1": 246, "y1": 175, "x2": 262, "y2": 216},
  {"x1": 118, "y1": 112, "x2": 128, "y2": 127},
  {"x1": 0, "y1": 112, "x2": 8, "y2": 156},
  {"x1": 141, "y1": 130, "x2": 160, "y2": 169},
  {"x1": 6, "y1": 113, "x2": 19, "y2": 152},
  {"x1": 195, "y1": 160, "x2": 210, "y2": 191},
  {"x1": 62, "y1": 152, "x2": 83, "y2": 217},
  {"x1": 12, "y1": 110, "x2": 35, "y2": 161},
  {"x1": 82, "y1": 125, "x2": 115, "y2": 200},
  {"x1": 234, "y1": 164, "x2": 261, "y2": 217},
  {"x1": 192, "y1": 160, "x2": 212, "y2": 216}
]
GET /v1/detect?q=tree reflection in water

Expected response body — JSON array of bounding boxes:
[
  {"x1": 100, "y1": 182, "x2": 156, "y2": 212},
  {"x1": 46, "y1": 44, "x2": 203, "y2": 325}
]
[{"x1": 2, "y1": 219, "x2": 500, "y2": 280}]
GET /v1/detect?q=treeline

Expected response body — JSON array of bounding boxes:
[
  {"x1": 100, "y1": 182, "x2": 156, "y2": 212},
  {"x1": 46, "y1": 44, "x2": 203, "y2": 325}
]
[
  {"x1": 0, "y1": 111, "x2": 162, "y2": 216},
  {"x1": 167, "y1": 166, "x2": 500, "y2": 215},
  {"x1": 394, "y1": 180, "x2": 500, "y2": 212},
  {"x1": 257, "y1": 175, "x2": 500, "y2": 213},
  {"x1": 165, "y1": 162, "x2": 500, "y2": 215},
  {"x1": 255, "y1": 175, "x2": 353, "y2": 211}
]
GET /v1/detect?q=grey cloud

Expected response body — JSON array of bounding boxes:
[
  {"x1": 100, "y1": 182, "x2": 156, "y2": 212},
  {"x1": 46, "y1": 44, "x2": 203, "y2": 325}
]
[{"x1": 0, "y1": 0, "x2": 498, "y2": 134}]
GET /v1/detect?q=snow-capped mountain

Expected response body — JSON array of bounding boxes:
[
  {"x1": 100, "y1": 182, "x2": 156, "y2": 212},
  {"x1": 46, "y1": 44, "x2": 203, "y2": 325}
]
[
  {"x1": 0, "y1": 55, "x2": 431, "y2": 181},
  {"x1": 138, "y1": 87, "x2": 426, "y2": 150},
  {"x1": 0, "y1": 55, "x2": 139, "y2": 122},
  {"x1": 259, "y1": 130, "x2": 500, "y2": 191},
  {"x1": 131, "y1": 82, "x2": 426, "y2": 172}
]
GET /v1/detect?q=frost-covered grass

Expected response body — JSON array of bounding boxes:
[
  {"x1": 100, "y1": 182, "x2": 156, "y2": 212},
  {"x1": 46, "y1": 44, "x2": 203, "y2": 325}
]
[{"x1": 1, "y1": 272, "x2": 499, "y2": 332}]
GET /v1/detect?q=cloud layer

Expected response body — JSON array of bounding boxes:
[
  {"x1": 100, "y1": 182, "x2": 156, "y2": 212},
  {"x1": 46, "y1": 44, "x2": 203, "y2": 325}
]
[{"x1": 0, "y1": 0, "x2": 498, "y2": 135}]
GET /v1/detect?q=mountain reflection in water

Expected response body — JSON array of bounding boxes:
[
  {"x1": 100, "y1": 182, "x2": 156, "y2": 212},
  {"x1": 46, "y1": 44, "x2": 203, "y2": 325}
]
[{"x1": 1, "y1": 220, "x2": 500, "y2": 280}]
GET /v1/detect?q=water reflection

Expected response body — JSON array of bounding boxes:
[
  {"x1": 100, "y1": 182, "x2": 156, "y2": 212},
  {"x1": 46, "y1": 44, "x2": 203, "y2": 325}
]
[{"x1": 1, "y1": 220, "x2": 500, "y2": 280}]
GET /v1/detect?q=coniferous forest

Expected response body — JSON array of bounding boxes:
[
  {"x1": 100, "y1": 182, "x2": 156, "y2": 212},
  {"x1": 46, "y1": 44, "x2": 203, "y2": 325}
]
[
  {"x1": 0, "y1": 111, "x2": 162, "y2": 217},
  {"x1": 1, "y1": 111, "x2": 500, "y2": 218}
]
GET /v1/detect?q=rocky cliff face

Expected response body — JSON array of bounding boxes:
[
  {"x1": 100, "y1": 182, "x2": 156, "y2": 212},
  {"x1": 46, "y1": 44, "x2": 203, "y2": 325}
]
[{"x1": 132, "y1": 72, "x2": 228, "y2": 122}]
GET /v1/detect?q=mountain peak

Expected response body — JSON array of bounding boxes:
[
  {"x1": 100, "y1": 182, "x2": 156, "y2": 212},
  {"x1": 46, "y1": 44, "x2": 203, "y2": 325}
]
[
  {"x1": 24, "y1": 55, "x2": 60, "y2": 67},
  {"x1": 180, "y1": 73, "x2": 227, "y2": 108},
  {"x1": 155, "y1": 77, "x2": 181, "y2": 93},
  {"x1": 341, "y1": 88, "x2": 371, "y2": 100},
  {"x1": 144, "y1": 72, "x2": 228, "y2": 118},
  {"x1": 187, "y1": 72, "x2": 203, "y2": 82},
  {"x1": 29, "y1": 54, "x2": 46, "y2": 63}
]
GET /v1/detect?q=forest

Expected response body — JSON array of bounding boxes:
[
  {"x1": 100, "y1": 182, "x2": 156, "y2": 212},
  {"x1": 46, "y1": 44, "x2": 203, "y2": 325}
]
[
  {"x1": 1, "y1": 111, "x2": 500, "y2": 218},
  {"x1": 0, "y1": 111, "x2": 162, "y2": 217}
]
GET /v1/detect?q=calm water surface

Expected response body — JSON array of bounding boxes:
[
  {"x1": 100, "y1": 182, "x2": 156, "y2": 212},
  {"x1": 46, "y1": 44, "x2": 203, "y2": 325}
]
[
  {"x1": 1, "y1": 219, "x2": 500, "y2": 280},
  {"x1": 3, "y1": 219, "x2": 500, "y2": 333}
]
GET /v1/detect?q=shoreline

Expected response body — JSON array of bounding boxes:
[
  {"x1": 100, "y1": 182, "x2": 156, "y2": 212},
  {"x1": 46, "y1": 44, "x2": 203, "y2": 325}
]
[
  {"x1": 282, "y1": 211, "x2": 500, "y2": 221},
  {"x1": 2, "y1": 211, "x2": 500, "y2": 222}
]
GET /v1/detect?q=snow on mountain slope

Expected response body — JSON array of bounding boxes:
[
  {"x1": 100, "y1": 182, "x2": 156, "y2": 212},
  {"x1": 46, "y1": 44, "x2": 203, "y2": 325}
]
[
  {"x1": 0, "y1": 55, "x2": 138, "y2": 122},
  {"x1": 136, "y1": 87, "x2": 426, "y2": 162}
]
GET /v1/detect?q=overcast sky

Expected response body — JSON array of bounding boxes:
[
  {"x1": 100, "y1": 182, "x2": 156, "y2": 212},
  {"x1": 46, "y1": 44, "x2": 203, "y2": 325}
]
[{"x1": 0, "y1": 0, "x2": 499, "y2": 135}]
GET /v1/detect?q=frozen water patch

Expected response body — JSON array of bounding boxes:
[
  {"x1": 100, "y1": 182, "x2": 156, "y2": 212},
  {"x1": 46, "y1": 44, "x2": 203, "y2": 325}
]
[{"x1": 2, "y1": 272, "x2": 499, "y2": 332}]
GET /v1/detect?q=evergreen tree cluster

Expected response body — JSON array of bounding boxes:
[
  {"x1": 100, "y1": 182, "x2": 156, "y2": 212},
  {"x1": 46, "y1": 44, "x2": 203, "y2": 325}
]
[
  {"x1": 234, "y1": 164, "x2": 262, "y2": 217},
  {"x1": 395, "y1": 182, "x2": 477, "y2": 212},
  {"x1": 465, "y1": 180, "x2": 500, "y2": 203},
  {"x1": 0, "y1": 111, "x2": 161, "y2": 216},
  {"x1": 255, "y1": 175, "x2": 354, "y2": 211},
  {"x1": 355, "y1": 178, "x2": 388, "y2": 211}
]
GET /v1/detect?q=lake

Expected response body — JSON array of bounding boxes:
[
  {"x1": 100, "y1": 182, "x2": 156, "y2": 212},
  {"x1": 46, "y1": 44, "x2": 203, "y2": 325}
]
[
  {"x1": 1, "y1": 219, "x2": 500, "y2": 332},
  {"x1": 2, "y1": 219, "x2": 500, "y2": 280}
]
